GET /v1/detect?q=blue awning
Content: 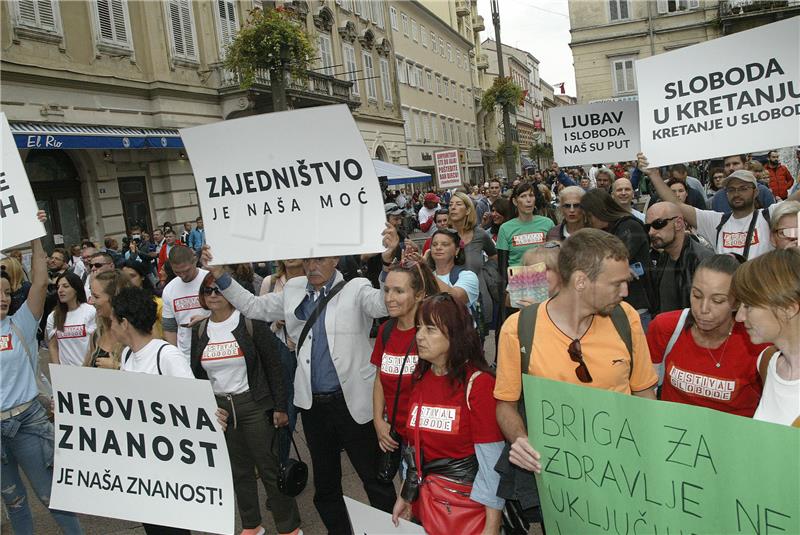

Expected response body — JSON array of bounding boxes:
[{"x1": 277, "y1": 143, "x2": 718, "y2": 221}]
[
  {"x1": 373, "y1": 159, "x2": 432, "y2": 185},
  {"x1": 10, "y1": 122, "x2": 183, "y2": 150}
]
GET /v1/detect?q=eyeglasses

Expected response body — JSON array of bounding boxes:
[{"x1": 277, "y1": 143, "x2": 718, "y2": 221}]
[
  {"x1": 726, "y1": 185, "x2": 755, "y2": 195},
  {"x1": 644, "y1": 217, "x2": 678, "y2": 232},
  {"x1": 775, "y1": 227, "x2": 798, "y2": 239},
  {"x1": 561, "y1": 203, "x2": 581, "y2": 210},
  {"x1": 568, "y1": 339, "x2": 592, "y2": 383},
  {"x1": 90, "y1": 262, "x2": 111, "y2": 269},
  {"x1": 201, "y1": 286, "x2": 223, "y2": 296}
]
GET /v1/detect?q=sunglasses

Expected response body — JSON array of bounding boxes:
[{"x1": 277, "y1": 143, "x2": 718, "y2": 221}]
[
  {"x1": 775, "y1": 227, "x2": 798, "y2": 239},
  {"x1": 201, "y1": 286, "x2": 223, "y2": 296},
  {"x1": 644, "y1": 216, "x2": 678, "y2": 232},
  {"x1": 568, "y1": 339, "x2": 593, "y2": 383},
  {"x1": 561, "y1": 203, "x2": 581, "y2": 210},
  {"x1": 90, "y1": 262, "x2": 111, "y2": 269}
]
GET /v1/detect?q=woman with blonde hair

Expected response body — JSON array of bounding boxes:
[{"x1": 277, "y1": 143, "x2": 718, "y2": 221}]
[
  {"x1": 85, "y1": 270, "x2": 133, "y2": 369},
  {"x1": 1, "y1": 256, "x2": 31, "y2": 316},
  {"x1": 733, "y1": 248, "x2": 800, "y2": 427}
]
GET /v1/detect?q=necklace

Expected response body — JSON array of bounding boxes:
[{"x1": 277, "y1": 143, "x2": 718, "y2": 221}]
[{"x1": 694, "y1": 325, "x2": 733, "y2": 368}]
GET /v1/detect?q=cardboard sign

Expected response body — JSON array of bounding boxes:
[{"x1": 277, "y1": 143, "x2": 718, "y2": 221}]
[
  {"x1": 180, "y1": 105, "x2": 386, "y2": 265},
  {"x1": 0, "y1": 112, "x2": 45, "y2": 251},
  {"x1": 434, "y1": 149, "x2": 462, "y2": 189},
  {"x1": 550, "y1": 101, "x2": 640, "y2": 166},
  {"x1": 50, "y1": 365, "x2": 234, "y2": 535},
  {"x1": 523, "y1": 375, "x2": 800, "y2": 535},
  {"x1": 637, "y1": 17, "x2": 800, "y2": 167},
  {"x1": 344, "y1": 496, "x2": 425, "y2": 534}
]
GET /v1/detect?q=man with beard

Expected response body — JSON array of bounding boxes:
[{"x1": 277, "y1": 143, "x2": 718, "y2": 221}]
[
  {"x1": 764, "y1": 150, "x2": 795, "y2": 200},
  {"x1": 709, "y1": 154, "x2": 775, "y2": 214},
  {"x1": 646, "y1": 202, "x2": 713, "y2": 314}
]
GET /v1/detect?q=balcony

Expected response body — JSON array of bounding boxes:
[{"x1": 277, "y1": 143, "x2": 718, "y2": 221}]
[
  {"x1": 476, "y1": 53, "x2": 489, "y2": 70},
  {"x1": 456, "y1": 1, "x2": 469, "y2": 17},
  {"x1": 472, "y1": 15, "x2": 485, "y2": 32},
  {"x1": 718, "y1": 0, "x2": 800, "y2": 32}
]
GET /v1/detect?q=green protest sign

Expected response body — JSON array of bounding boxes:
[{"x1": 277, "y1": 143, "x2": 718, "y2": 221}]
[{"x1": 522, "y1": 375, "x2": 800, "y2": 534}]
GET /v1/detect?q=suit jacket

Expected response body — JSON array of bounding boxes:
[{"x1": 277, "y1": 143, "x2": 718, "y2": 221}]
[{"x1": 221, "y1": 270, "x2": 386, "y2": 424}]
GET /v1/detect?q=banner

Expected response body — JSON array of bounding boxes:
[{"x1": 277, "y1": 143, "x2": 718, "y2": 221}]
[
  {"x1": 0, "y1": 112, "x2": 45, "y2": 251},
  {"x1": 344, "y1": 496, "x2": 425, "y2": 534},
  {"x1": 50, "y1": 365, "x2": 234, "y2": 535},
  {"x1": 637, "y1": 17, "x2": 800, "y2": 167},
  {"x1": 523, "y1": 375, "x2": 800, "y2": 535},
  {"x1": 180, "y1": 105, "x2": 386, "y2": 265},
  {"x1": 434, "y1": 149, "x2": 462, "y2": 189},
  {"x1": 550, "y1": 101, "x2": 640, "y2": 166}
]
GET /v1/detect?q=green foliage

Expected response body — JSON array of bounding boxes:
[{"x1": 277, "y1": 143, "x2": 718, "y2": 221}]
[
  {"x1": 529, "y1": 143, "x2": 553, "y2": 160},
  {"x1": 223, "y1": 7, "x2": 315, "y2": 89},
  {"x1": 481, "y1": 77, "x2": 524, "y2": 112},
  {"x1": 495, "y1": 142, "x2": 519, "y2": 163}
]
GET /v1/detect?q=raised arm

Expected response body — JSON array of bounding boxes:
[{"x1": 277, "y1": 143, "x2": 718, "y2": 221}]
[
  {"x1": 26, "y1": 211, "x2": 49, "y2": 320},
  {"x1": 637, "y1": 153, "x2": 698, "y2": 229}
]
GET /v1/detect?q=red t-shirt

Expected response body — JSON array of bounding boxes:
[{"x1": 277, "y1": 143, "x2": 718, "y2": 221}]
[
  {"x1": 370, "y1": 323, "x2": 418, "y2": 439},
  {"x1": 406, "y1": 366, "x2": 503, "y2": 461},
  {"x1": 647, "y1": 310, "x2": 768, "y2": 417}
]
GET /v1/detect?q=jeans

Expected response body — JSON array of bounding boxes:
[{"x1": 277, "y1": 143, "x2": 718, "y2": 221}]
[
  {"x1": 216, "y1": 391, "x2": 301, "y2": 533},
  {"x1": 301, "y1": 393, "x2": 397, "y2": 535},
  {"x1": 1, "y1": 402, "x2": 83, "y2": 535},
  {"x1": 277, "y1": 342, "x2": 298, "y2": 465}
]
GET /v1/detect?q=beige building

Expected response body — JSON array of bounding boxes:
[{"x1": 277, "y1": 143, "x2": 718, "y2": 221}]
[
  {"x1": 389, "y1": 0, "x2": 483, "y2": 183},
  {"x1": 1, "y1": 0, "x2": 405, "y2": 249},
  {"x1": 568, "y1": 0, "x2": 800, "y2": 104}
]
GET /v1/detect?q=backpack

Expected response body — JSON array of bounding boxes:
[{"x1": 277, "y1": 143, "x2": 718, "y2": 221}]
[
  {"x1": 197, "y1": 316, "x2": 254, "y2": 340},
  {"x1": 448, "y1": 265, "x2": 486, "y2": 337},
  {"x1": 714, "y1": 209, "x2": 770, "y2": 259},
  {"x1": 123, "y1": 343, "x2": 170, "y2": 375}
]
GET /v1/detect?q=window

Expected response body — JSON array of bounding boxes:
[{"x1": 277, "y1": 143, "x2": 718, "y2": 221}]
[
  {"x1": 450, "y1": 121, "x2": 456, "y2": 147},
  {"x1": 166, "y1": 0, "x2": 197, "y2": 61},
  {"x1": 435, "y1": 75, "x2": 442, "y2": 96},
  {"x1": 447, "y1": 43, "x2": 453, "y2": 62},
  {"x1": 389, "y1": 6, "x2": 398, "y2": 30},
  {"x1": 456, "y1": 123, "x2": 462, "y2": 147},
  {"x1": 443, "y1": 78, "x2": 448, "y2": 99},
  {"x1": 318, "y1": 34, "x2": 334, "y2": 75},
  {"x1": 431, "y1": 116, "x2": 438, "y2": 142},
  {"x1": 411, "y1": 19, "x2": 418, "y2": 42},
  {"x1": 396, "y1": 57, "x2": 407, "y2": 84},
  {"x1": 423, "y1": 114, "x2": 430, "y2": 142},
  {"x1": 413, "y1": 112, "x2": 422, "y2": 142},
  {"x1": 343, "y1": 43, "x2": 359, "y2": 96},
  {"x1": 439, "y1": 38, "x2": 444, "y2": 58},
  {"x1": 426, "y1": 71, "x2": 433, "y2": 93},
  {"x1": 451, "y1": 80, "x2": 457, "y2": 97},
  {"x1": 402, "y1": 109, "x2": 411, "y2": 140},
  {"x1": 416, "y1": 66, "x2": 424, "y2": 91},
  {"x1": 13, "y1": 0, "x2": 61, "y2": 35},
  {"x1": 461, "y1": 86, "x2": 466, "y2": 105},
  {"x1": 353, "y1": 0, "x2": 361, "y2": 16},
  {"x1": 420, "y1": 25, "x2": 427, "y2": 47},
  {"x1": 608, "y1": 0, "x2": 629, "y2": 21},
  {"x1": 401, "y1": 13, "x2": 409, "y2": 36},
  {"x1": 361, "y1": 0, "x2": 372, "y2": 21},
  {"x1": 456, "y1": 51, "x2": 461, "y2": 68},
  {"x1": 407, "y1": 62, "x2": 417, "y2": 87},
  {"x1": 657, "y1": 0, "x2": 700, "y2": 13},
  {"x1": 442, "y1": 117, "x2": 449, "y2": 144},
  {"x1": 373, "y1": 1, "x2": 385, "y2": 28},
  {"x1": 215, "y1": 0, "x2": 238, "y2": 56},
  {"x1": 380, "y1": 58, "x2": 392, "y2": 104},
  {"x1": 612, "y1": 57, "x2": 636, "y2": 94},
  {"x1": 363, "y1": 52, "x2": 377, "y2": 100},
  {"x1": 431, "y1": 32, "x2": 438, "y2": 53},
  {"x1": 94, "y1": 0, "x2": 132, "y2": 50}
]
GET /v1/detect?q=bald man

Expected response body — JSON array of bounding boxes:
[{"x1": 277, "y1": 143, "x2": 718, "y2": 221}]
[
  {"x1": 646, "y1": 202, "x2": 713, "y2": 314},
  {"x1": 612, "y1": 178, "x2": 645, "y2": 222}
]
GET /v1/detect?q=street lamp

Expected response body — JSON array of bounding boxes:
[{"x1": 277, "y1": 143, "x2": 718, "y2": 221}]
[{"x1": 490, "y1": 0, "x2": 516, "y2": 181}]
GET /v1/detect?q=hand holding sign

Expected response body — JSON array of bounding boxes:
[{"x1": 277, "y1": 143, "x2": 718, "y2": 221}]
[{"x1": 200, "y1": 245, "x2": 225, "y2": 279}]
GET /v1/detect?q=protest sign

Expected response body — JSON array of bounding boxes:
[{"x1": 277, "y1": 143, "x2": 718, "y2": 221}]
[
  {"x1": 0, "y1": 112, "x2": 45, "y2": 251},
  {"x1": 637, "y1": 17, "x2": 800, "y2": 167},
  {"x1": 180, "y1": 104, "x2": 386, "y2": 265},
  {"x1": 434, "y1": 149, "x2": 462, "y2": 189},
  {"x1": 344, "y1": 496, "x2": 425, "y2": 534},
  {"x1": 550, "y1": 101, "x2": 640, "y2": 166},
  {"x1": 523, "y1": 375, "x2": 800, "y2": 535},
  {"x1": 50, "y1": 365, "x2": 234, "y2": 535}
]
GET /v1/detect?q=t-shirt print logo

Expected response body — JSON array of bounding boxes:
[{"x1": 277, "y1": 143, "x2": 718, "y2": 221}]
[
  {"x1": 58, "y1": 324, "x2": 86, "y2": 339},
  {"x1": 202, "y1": 341, "x2": 243, "y2": 361},
  {"x1": 174, "y1": 295, "x2": 201, "y2": 312},
  {"x1": 611, "y1": 358, "x2": 626, "y2": 366},
  {"x1": 408, "y1": 404, "x2": 460, "y2": 434},
  {"x1": 669, "y1": 365, "x2": 735, "y2": 400},
  {"x1": 381, "y1": 354, "x2": 418, "y2": 376},
  {"x1": 512, "y1": 232, "x2": 545, "y2": 247},
  {"x1": 0, "y1": 334, "x2": 12, "y2": 351},
  {"x1": 722, "y1": 229, "x2": 759, "y2": 248}
]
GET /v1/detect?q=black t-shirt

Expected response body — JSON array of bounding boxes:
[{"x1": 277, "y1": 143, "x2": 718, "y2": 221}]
[{"x1": 657, "y1": 257, "x2": 682, "y2": 314}]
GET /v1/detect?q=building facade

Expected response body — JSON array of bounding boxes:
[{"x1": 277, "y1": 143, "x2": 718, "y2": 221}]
[{"x1": 389, "y1": 0, "x2": 483, "y2": 184}]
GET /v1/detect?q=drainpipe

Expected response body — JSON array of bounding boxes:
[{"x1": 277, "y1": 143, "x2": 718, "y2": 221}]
[{"x1": 647, "y1": 1, "x2": 656, "y2": 56}]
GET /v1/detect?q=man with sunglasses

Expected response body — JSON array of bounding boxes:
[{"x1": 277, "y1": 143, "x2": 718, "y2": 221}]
[
  {"x1": 494, "y1": 229, "x2": 658, "y2": 475},
  {"x1": 161, "y1": 245, "x2": 209, "y2": 359},
  {"x1": 646, "y1": 202, "x2": 713, "y2": 314}
]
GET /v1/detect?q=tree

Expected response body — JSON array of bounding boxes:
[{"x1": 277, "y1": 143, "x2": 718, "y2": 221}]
[
  {"x1": 223, "y1": 6, "x2": 315, "y2": 111},
  {"x1": 529, "y1": 142, "x2": 553, "y2": 170}
]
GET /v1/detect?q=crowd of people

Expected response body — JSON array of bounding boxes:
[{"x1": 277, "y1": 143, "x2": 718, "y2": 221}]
[{"x1": 1, "y1": 146, "x2": 798, "y2": 535}]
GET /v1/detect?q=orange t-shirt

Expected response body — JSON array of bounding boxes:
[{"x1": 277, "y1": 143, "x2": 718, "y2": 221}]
[{"x1": 494, "y1": 299, "x2": 658, "y2": 401}]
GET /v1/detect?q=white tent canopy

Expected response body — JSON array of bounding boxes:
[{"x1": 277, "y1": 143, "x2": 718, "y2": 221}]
[{"x1": 372, "y1": 159, "x2": 432, "y2": 185}]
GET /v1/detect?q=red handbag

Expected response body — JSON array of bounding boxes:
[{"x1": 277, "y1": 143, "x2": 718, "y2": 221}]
[{"x1": 412, "y1": 377, "x2": 486, "y2": 535}]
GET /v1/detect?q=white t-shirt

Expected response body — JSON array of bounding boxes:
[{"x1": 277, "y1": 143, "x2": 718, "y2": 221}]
[
  {"x1": 201, "y1": 310, "x2": 249, "y2": 395},
  {"x1": 754, "y1": 349, "x2": 800, "y2": 427},
  {"x1": 161, "y1": 268, "x2": 210, "y2": 358},
  {"x1": 84, "y1": 274, "x2": 93, "y2": 305},
  {"x1": 695, "y1": 204, "x2": 777, "y2": 259},
  {"x1": 436, "y1": 269, "x2": 480, "y2": 308},
  {"x1": 46, "y1": 303, "x2": 96, "y2": 367},
  {"x1": 417, "y1": 205, "x2": 438, "y2": 236},
  {"x1": 120, "y1": 339, "x2": 193, "y2": 378}
]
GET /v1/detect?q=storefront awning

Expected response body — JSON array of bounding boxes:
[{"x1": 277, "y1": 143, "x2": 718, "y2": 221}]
[
  {"x1": 373, "y1": 159, "x2": 432, "y2": 185},
  {"x1": 10, "y1": 122, "x2": 184, "y2": 150},
  {"x1": 520, "y1": 156, "x2": 537, "y2": 170}
]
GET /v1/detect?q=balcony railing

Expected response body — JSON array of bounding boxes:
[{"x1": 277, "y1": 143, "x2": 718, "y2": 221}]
[
  {"x1": 473, "y1": 15, "x2": 485, "y2": 32},
  {"x1": 456, "y1": 1, "x2": 469, "y2": 16},
  {"x1": 219, "y1": 67, "x2": 356, "y2": 105},
  {"x1": 719, "y1": 0, "x2": 799, "y2": 16}
]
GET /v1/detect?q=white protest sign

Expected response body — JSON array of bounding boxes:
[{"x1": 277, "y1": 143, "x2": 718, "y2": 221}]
[
  {"x1": 344, "y1": 496, "x2": 425, "y2": 534},
  {"x1": 550, "y1": 101, "x2": 640, "y2": 166},
  {"x1": 637, "y1": 16, "x2": 800, "y2": 167},
  {"x1": 0, "y1": 112, "x2": 45, "y2": 250},
  {"x1": 49, "y1": 365, "x2": 234, "y2": 535},
  {"x1": 434, "y1": 149, "x2": 462, "y2": 189},
  {"x1": 180, "y1": 105, "x2": 386, "y2": 265}
]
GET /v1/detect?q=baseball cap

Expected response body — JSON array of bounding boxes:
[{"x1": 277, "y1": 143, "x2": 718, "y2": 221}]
[
  {"x1": 384, "y1": 203, "x2": 403, "y2": 216},
  {"x1": 723, "y1": 170, "x2": 758, "y2": 188},
  {"x1": 424, "y1": 193, "x2": 440, "y2": 203}
]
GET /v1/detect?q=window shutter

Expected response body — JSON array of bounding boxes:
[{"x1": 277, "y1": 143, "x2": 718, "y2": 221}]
[
  {"x1": 36, "y1": 0, "x2": 57, "y2": 30},
  {"x1": 181, "y1": 0, "x2": 195, "y2": 57},
  {"x1": 688, "y1": 0, "x2": 700, "y2": 8},
  {"x1": 657, "y1": 0, "x2": 668, "y2": 14},
  {"x1": 217, "y1": 0, "x2": 238, "y2": 53},
  {"x1": 97, "y1": 0, "x2": 115, "y2": 41},
  {"x1": 111, "y1": 0, "x2": 127, "y2": 43},
  {"x1": 168, "y1": 0, "x2": 183, "y2": 55},
  {"x1": 17, "y1": 0, "x2": 38, "y2": 25}
]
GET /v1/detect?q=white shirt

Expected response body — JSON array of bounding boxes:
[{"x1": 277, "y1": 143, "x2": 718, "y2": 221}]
[
  {"x1": 754, "y1": 349, "x2": 800, "y2": 427},
  {"x1": 120, "y1": 339, "x2": 193, "y2": 378},
  {"x1": 695, "y1": 205, "x2": 777, "y2": 259},
  {"x1": 46, "y1": 303, "x2": 96, "y2": 367},
  {"x1": 201, "y1": 310, "x2": 249, "y2": 395},
  {"x1": 417, "y1": 205, "x2": 438, "y2": 237},
  {"x1": 84, "y1": 274, "x2": 93, "y2": 305},
  {"x1": 631, "y1": 208, "x2": 645, "y2": 223},
  {"x1": 161, "y1": 268, "x2": 210, "y2": 358}
]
